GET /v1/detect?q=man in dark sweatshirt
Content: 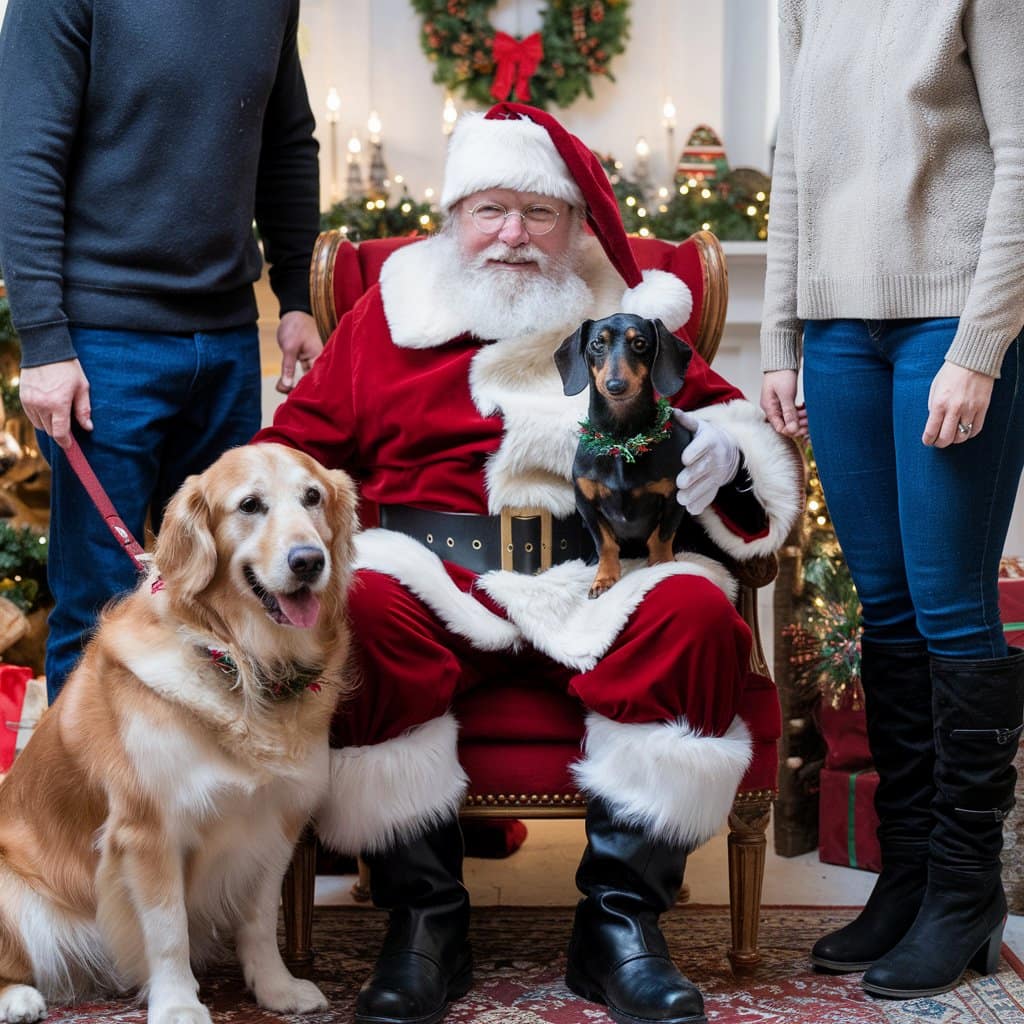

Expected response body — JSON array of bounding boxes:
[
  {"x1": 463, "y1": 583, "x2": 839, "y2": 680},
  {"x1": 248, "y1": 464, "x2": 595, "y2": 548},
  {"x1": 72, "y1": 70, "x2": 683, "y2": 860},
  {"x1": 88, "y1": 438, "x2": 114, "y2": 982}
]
[{"x1": 0, "y1": 0, "x2": 322, "y2": 701}]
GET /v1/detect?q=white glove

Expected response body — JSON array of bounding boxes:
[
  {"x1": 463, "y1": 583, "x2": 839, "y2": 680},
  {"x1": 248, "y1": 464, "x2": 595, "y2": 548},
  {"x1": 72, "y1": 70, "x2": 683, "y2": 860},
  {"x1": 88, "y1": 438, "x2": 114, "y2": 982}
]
[{"x1": 673, "y1": 409, "x2": 741, "y2": 515}]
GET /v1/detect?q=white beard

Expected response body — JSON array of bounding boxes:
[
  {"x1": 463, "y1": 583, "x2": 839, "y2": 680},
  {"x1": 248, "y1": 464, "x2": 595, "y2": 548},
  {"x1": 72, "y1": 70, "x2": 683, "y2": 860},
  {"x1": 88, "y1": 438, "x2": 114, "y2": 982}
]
[{"x1": 445, "y1": 234, "x2": 594, "y2": 342}]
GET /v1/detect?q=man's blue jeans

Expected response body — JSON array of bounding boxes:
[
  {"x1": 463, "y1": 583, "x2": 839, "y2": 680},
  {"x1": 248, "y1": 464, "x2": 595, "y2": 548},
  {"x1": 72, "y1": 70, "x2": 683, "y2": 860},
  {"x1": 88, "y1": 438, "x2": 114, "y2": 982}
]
[
  {"x1": 802, "y1": 318, "x2": 1024, "y2": 659},
  {"x1": 38, "y1": 326, "x2": 262, "y2": 700}
]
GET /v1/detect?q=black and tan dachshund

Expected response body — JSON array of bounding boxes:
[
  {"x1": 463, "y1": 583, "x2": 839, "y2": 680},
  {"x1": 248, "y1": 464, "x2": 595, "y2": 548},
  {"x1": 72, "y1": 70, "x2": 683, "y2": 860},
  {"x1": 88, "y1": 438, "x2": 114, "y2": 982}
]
[{"x1": 555, "y1": 313, "x2": 694, "y2": 598}]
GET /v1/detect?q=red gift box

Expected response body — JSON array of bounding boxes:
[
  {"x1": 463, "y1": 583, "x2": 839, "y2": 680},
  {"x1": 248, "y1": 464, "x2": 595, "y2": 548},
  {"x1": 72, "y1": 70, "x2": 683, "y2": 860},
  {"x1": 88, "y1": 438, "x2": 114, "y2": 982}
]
[
  {"x1": 999, "y1": 573, "x2": 1024, "y2": 650},
  {"x1": 0, "y1": 664, "x2": 34, "y2": 774},
  {"x1": 818, "y1": 765, "x2": 881, "y2": 873},
  {"x1": 818, "y1": 691, "x2": 872, "y2": 771}
]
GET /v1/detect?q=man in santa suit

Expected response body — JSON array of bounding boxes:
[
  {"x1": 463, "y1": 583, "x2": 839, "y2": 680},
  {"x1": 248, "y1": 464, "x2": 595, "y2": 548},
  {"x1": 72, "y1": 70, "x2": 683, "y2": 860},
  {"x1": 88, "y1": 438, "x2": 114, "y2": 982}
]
[{"x1": 256, "y1": 103, "x2": 800, "y2": 1024}]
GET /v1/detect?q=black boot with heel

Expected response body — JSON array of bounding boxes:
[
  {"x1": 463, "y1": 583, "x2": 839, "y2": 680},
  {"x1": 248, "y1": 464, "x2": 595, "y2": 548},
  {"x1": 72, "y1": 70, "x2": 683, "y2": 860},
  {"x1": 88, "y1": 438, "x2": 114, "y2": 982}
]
[
  {"x1": 355, "y1": 817, "x2": 473, "y2": 1024},
  {"x1": 811, "y1": 639, "x2": 934, "y2": 972},
  {"x1": 565, "y1": 797, "x2": 706, "y2": 1024},
  {"x1": 862, "y1": 647, "x2": 1024, "y2": 998}
]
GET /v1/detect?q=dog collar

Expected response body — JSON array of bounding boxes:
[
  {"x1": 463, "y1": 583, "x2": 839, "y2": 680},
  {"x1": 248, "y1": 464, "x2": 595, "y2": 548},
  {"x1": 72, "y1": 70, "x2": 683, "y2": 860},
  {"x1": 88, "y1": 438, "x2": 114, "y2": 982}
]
[
  {"x1": 204, "y1": 645, "x2": 323, "y2": 701},
  {"x1": 578, "y1": 397, "x2": 674, "y2": 464}
]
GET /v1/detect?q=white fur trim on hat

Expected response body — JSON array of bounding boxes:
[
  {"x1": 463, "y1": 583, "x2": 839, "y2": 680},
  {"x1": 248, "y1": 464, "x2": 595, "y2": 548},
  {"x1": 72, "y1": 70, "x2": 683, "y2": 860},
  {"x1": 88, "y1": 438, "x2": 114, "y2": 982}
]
[
  {"x1": 441, "y1": 111, "x2": 584, "y2": 210},
  {"x1": 317, "y1": 713, "x2": 468, "y2": 855},
  {"x1": 622, "y1": 269, "x2": 693, "y2": 334},
  {"x1": 572, "y1": 712, "x2": 752, "y2": 848}
]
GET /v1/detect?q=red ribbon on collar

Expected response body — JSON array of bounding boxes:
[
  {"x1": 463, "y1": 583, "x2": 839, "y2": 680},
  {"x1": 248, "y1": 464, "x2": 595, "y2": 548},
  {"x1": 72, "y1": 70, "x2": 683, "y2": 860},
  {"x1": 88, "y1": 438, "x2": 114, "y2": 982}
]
[{"x1": 490, "y1": 31, "x2": 543, "y2": 103}]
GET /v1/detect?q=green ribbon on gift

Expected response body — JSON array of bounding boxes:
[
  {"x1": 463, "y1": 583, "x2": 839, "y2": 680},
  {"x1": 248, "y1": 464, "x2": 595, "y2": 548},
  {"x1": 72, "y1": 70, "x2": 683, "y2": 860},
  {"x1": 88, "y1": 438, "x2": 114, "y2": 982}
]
[
  {"x1": 1004, "y1": 622, "x2": 1024, "y2": 633},
  {"x1": 848, "y1": 769, "x2": 870, "y2": 869}
]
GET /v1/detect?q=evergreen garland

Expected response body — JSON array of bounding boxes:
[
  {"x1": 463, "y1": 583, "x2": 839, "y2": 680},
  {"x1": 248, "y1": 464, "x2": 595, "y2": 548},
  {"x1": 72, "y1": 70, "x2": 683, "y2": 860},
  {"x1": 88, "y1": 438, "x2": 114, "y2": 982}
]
[{"x1": 321, "y1": 192, "x2": 438, "y2": 241}]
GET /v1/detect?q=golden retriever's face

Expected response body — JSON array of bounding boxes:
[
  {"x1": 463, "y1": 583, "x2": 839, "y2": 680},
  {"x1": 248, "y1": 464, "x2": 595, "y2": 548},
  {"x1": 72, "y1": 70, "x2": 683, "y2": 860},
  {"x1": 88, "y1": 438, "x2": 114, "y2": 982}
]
[{"x1": 154, "y1": 445, "x2": 358, "y2": 635}]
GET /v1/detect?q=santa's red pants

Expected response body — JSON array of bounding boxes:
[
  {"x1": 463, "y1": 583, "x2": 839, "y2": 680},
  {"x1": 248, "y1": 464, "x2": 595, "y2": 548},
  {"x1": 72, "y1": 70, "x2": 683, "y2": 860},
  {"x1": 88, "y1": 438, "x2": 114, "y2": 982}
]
[{"x1": 331, "y1": 567, "x2": 753, "y2": 748}]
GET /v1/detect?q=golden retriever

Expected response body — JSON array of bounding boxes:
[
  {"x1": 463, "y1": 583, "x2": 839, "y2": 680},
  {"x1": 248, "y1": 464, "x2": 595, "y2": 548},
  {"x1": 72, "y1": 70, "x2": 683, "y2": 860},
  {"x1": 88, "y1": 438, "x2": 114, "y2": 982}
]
[{"x1": 0, "y1": 443, "x2": 358, "y2": 1024}]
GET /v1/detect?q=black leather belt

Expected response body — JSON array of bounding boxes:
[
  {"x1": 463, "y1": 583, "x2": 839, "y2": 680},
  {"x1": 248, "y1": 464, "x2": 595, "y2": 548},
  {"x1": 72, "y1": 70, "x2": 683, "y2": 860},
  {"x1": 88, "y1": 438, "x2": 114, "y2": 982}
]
[{"x1": 378, "y1": 504, "x2": 593, "y2": 575}]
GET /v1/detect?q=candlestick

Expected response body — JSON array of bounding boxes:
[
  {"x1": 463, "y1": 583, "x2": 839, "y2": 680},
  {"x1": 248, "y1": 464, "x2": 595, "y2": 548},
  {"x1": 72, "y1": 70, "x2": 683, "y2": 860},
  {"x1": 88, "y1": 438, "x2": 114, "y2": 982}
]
[
  {"x1": 662, "y1": 95, "x2": 677, "y2": 182},
  {"x1": 442, "y1": 93, "x2": 458, "y2": 137},
  {"x1": 326, "y1": 87, "x2": 341, "y2": 202},
  {"x1": 346, "y1": 130, "x2": 364, "y2": 200},
  {"x1": 633, "y1": 136, "x2": 651, "y2": 200}
]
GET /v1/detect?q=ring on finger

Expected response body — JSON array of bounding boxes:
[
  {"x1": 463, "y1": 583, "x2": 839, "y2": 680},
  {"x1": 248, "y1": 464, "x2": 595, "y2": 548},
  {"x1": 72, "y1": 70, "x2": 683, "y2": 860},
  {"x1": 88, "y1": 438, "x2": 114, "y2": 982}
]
[{"x1": 957, "y1": 420, "x2": 974, "y2": 437}]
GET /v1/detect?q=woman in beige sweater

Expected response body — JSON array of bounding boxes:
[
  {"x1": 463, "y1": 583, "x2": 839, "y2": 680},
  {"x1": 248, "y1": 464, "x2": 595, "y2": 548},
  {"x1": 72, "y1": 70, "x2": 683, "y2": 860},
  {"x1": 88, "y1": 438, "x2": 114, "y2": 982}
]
[{"x1": 760, "y1": 0, "x2": 1024, "y2": 1001}]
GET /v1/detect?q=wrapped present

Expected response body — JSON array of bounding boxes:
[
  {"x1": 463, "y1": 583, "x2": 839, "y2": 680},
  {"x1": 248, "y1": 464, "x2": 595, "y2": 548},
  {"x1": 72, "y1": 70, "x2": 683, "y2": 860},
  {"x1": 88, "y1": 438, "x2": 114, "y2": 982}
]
[
  {"x1": 818, "y1": 690, "x2": 872, "y2": 771},
  {"x1": 818, "y1": 766, "x2": 881, "y2": 872},
  {"x1": 0, "y1": 663, "x2": 34, "y2": 775},
  {"x1": 999, "y1": 562, "x2": 1024, "y2": 648}
]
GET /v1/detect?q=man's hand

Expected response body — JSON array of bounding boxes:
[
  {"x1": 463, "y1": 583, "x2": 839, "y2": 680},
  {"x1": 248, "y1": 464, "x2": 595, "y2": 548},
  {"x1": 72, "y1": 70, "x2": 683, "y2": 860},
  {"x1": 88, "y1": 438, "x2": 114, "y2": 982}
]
[
  {"x1": 673, "y1": 409, "x2": 741, "y2": 515},
  {"x1": 19, "y1": 359, "x2": 92, "y2": 449},
  {"x1": 276, "y1": 311, "x2": 323, "y2": 394},
  {"x1": 760, "y1": 369, "x2": 808, "y2": 437},
  {"x1": 922, "y1": 361, "x2": 994, "y2": 448}
]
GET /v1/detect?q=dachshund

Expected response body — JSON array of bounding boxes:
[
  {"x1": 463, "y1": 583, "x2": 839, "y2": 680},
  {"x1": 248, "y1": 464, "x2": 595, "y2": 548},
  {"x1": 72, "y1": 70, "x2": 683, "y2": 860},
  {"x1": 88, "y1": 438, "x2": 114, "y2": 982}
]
[{"x1": 555, "y1": 312, "x2": 694, "y2": 598}]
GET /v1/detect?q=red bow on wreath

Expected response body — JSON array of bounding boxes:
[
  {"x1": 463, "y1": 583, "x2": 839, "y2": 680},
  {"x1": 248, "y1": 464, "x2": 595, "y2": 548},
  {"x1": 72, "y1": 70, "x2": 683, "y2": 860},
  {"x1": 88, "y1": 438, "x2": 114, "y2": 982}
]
[{"x1": 490, "y1": 31, "x2": 544, "y2": 103}]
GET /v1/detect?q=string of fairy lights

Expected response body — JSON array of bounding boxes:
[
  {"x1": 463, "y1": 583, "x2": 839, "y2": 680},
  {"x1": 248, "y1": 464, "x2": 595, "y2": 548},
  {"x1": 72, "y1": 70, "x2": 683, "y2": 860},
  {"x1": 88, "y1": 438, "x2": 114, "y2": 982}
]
[{"x1": 321, "y1": 118, "x2": 770, "y2": 242}]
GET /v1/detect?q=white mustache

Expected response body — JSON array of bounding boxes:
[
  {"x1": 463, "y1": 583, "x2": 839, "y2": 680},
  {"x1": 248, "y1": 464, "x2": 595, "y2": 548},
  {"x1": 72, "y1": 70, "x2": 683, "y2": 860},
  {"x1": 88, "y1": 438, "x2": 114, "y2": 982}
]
[{"x1": 470, "y1": 241, "x2": 548, "y2": 270}]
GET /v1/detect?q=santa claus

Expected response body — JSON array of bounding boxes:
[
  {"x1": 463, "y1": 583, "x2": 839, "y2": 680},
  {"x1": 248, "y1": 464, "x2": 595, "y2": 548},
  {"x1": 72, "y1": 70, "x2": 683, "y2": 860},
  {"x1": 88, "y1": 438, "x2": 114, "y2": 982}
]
[{"x1": 256, "y1": 103, "x2": 801, "y2": 1024}]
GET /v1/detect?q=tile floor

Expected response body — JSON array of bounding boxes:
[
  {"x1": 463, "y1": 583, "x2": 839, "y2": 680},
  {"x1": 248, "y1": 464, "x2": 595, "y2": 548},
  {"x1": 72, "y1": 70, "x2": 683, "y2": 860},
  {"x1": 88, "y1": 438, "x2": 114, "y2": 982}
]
[{"x1": 254, "y1": 280, "x2": 1024, "y2": 959}]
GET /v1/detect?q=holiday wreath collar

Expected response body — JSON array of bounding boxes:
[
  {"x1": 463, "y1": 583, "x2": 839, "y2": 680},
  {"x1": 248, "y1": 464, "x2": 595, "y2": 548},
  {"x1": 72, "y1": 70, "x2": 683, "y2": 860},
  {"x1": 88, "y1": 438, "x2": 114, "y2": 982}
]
[
  {"x1": 204, "y1": 645, "x2": 323, "y2": 702},
  {"x1": 578, "y1": 396, "x2": 673, "y2": 463}
]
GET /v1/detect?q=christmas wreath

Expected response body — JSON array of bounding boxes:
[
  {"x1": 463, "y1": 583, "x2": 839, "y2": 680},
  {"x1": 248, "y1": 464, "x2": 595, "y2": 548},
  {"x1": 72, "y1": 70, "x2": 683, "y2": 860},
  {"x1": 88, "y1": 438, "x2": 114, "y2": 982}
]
[{"x1": 411, "y1": 0, "x2": 631, "y2": 111}]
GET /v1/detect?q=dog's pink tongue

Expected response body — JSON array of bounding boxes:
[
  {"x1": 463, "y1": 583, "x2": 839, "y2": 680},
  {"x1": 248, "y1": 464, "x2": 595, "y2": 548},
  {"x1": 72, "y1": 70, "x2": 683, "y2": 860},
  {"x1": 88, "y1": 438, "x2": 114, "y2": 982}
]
[{"x1": 276, "y1": 589, "x2": 321, "y2": 629}]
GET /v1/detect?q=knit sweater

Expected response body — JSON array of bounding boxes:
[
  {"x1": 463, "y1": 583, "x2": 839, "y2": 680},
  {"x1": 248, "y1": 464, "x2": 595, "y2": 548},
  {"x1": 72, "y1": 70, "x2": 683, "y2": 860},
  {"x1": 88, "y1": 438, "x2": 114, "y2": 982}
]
[
  {"x1": 0, "y1": 0, "x2": 320, "y2": 368},
  {"x1": 761, "y1": 0, "x2": 1024, "y2": 378}
]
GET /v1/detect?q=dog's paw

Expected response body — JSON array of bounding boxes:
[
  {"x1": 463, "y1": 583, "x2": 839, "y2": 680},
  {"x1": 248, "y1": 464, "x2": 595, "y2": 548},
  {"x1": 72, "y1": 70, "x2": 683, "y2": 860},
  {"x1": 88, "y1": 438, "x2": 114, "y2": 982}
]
[
  {"x1": 255, "y1": 977, "x2": 328, "y2": 1014},
  {"x1": 588, "y1": 576, "x2": 618, "y2": 599},
  {"x1": 0, "y1": 985, "x2": 47, "y2": 1024},
  {"x1": 149, "y1": 1004, "x2": 213, "y2": 1024}
]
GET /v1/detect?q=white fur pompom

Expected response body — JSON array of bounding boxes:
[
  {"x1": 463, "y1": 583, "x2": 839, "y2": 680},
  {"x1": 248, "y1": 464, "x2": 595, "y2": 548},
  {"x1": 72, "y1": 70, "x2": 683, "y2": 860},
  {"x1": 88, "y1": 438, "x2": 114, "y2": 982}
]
[{"x1": 621, "y1": 269, "x2": 693, "y2": 332}]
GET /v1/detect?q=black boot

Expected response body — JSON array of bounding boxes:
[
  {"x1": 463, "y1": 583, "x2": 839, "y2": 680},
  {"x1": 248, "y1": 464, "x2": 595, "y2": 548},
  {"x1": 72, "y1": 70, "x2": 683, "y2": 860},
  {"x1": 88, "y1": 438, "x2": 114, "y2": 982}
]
[
  {"x1": 565, "y1": 797, "x2": 706, "y2": 1024},
  {"x1": 355, "y1": 818, "x2": 473, "y2": 1024},
  {"x1": 862, "y1": 647, "x2": 1024, "y2": 998},
  {"x1": 811, "y1": 639, "x2": 934, "y2": 972}
]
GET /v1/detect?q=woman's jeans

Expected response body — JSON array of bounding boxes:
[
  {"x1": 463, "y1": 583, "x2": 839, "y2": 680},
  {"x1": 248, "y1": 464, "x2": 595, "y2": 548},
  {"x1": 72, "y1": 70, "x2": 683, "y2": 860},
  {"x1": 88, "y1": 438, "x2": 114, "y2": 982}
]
[
  {"x1": 802, "y1": 318, "x2": 1024, "y2": 659},
  {"x1": 38, "y1": 325, "x2": 262, "y2": 701}
]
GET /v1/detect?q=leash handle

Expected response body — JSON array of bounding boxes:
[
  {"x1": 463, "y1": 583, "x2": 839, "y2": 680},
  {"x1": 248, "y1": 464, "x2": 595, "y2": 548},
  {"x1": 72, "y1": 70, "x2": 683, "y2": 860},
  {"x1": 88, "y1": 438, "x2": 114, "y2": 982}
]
[{"x1": 63, "y1": 437, "x2": 148, "y2": 572}]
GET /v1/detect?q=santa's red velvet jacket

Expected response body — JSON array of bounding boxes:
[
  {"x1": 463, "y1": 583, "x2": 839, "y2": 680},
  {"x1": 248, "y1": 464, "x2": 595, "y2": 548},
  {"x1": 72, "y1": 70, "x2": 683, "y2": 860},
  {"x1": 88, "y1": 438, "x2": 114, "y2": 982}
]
[{"x1": 255, "y1": 233, "x2": 801, "y2": 669}]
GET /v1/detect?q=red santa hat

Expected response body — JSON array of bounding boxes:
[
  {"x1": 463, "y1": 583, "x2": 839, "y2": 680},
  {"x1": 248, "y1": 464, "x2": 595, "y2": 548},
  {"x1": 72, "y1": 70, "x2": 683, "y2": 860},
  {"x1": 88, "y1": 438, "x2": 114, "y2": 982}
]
[{"x1": 440, "y1": 102, "x2": 692, "y2": 333}]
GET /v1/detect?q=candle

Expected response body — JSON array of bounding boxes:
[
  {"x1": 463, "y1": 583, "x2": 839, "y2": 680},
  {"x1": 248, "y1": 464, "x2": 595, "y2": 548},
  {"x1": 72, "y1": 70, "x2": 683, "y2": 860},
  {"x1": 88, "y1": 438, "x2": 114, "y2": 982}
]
[
  {"x1": 367, "y1": 110, "x2": 382, "y2": 144},
  {"x1": 442, "y1": 93, "x2": 458, "y2": 136},
  {"x1": 326, "y1": 88, "x2": 341, "y2": 202}
]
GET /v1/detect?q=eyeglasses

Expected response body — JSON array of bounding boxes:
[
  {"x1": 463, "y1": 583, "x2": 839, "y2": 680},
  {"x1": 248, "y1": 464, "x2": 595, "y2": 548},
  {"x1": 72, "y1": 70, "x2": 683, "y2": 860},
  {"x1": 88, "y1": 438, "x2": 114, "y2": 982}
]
[{"x1": 467, "y1": 201, "x2": 561, "y2": 236}]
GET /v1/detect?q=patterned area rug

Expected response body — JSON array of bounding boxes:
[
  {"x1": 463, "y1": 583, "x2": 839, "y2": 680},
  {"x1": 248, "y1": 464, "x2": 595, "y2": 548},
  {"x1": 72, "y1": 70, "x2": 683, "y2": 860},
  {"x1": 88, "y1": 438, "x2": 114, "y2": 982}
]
[{"x1": 45, "y1": 905, "x2": 1024, "y2": 1024}]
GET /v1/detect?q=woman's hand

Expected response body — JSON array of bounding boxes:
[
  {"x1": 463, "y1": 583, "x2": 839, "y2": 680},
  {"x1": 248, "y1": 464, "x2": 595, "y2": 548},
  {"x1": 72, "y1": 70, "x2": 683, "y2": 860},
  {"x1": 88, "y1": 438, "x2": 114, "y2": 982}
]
[
  {"x1": 922, "y1": 362, "x2": 995, "y2": 448},
  {"x1": 760, "y1": 370, "x2": 808, "y2": 437}
]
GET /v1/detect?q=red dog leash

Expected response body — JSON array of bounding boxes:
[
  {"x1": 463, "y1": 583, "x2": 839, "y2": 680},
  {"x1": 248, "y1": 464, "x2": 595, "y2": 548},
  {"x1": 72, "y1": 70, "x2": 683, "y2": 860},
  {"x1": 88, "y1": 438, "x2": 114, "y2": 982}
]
[{"x1": 63, "y1": 436, "x2": 148, "y2": 573}]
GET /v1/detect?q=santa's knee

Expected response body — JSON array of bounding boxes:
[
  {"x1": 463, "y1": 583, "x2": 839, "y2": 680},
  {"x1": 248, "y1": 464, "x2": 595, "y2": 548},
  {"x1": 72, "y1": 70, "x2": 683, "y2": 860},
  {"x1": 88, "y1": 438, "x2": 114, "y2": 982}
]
[{"x1": 334, "y1": 569, "x2": 460, "y2": 745}]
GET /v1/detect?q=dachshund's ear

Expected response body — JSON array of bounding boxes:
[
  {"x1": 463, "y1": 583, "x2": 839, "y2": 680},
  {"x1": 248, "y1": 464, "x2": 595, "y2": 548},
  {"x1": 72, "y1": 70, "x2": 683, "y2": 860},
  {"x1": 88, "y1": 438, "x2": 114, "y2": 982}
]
[
  {"x1": 554, "y1": 319, "x2": 593, "y2": 396},
  {"x1": 154, "y1": 475, "x2": 217, "y2": 602},
  {"x1": 649, "y1": 318, "x2": 693, "y2": 398}
]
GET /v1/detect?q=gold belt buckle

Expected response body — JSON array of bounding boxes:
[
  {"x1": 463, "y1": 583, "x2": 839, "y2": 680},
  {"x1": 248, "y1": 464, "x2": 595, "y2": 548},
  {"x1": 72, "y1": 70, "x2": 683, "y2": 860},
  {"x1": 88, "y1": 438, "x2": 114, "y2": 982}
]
[{"x1": 499, "y1": 506, "x2": 553, "y2": 573}]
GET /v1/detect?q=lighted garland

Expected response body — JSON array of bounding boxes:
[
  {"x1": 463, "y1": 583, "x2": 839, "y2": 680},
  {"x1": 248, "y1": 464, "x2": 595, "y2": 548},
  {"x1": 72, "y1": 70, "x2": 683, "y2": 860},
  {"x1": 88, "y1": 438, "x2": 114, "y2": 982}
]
[
  {"x1": 412, "y1": 0, "x2": 631, "y2": 110},
  {"x1": 597, "y1": 155, "x2": 771, "y2": 242},
  {"x1": 321, "y1": 192, "x2": 438, "y2": 241}
]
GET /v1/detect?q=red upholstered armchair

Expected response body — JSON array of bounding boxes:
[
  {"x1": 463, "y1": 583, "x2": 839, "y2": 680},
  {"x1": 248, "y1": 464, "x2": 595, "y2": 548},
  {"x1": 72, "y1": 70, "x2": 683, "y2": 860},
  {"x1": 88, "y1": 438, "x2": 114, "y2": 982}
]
[{"x1": 282, "y1": 230, "x2": 794, "y2": 973}]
